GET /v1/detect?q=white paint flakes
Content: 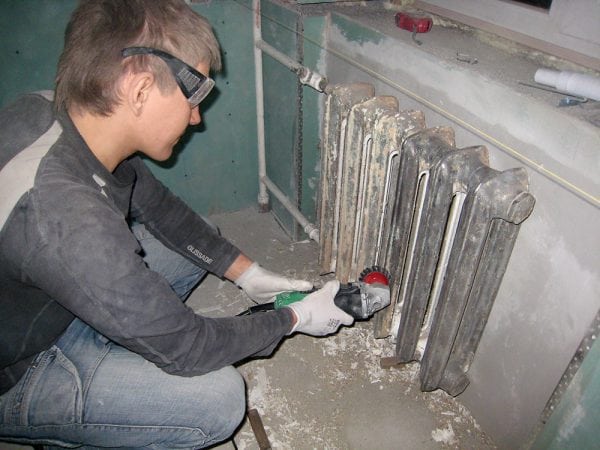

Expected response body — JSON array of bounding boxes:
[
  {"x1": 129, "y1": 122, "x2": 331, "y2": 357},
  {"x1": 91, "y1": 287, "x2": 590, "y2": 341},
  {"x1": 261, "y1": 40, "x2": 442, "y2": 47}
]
[{"x1": 432, "y1": 423, "x2": 457, "y2": 445}]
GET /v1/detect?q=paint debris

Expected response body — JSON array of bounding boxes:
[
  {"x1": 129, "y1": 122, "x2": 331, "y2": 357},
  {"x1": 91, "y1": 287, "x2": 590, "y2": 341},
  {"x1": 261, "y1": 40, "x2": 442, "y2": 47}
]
[
  {"x1": 432, "y1": 423, "x2": 457, "y2": 445},
  {"x1": 191, "y1": 209, "x2": 495, "y2": 448}
]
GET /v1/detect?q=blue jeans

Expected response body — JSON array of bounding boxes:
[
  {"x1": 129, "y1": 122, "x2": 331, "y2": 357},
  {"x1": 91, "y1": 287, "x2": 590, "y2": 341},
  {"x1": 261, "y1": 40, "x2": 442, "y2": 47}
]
[{"x1": 0, "y1": 224, "x2": 246, "y2": 449}]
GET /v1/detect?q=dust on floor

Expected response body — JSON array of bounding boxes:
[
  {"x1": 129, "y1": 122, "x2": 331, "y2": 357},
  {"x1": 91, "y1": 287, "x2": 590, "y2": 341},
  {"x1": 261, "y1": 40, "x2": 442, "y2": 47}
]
[{"x1": 189, "y1": 208, "x2": 496, "y2": 450}]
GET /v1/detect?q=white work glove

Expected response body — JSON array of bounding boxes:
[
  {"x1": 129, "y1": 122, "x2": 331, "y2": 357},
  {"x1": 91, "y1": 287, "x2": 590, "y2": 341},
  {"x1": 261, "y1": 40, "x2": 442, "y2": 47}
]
[
  {"x1": 286, "y1": 280, "x2": 354, "y2": 336},
  {"x1": 235, "y1": 262, "x2": 313, "y2": 303}
]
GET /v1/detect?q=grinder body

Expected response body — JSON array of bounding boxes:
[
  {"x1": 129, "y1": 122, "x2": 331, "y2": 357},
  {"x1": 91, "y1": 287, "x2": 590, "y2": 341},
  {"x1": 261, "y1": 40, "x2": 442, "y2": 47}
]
[
  {"x1": 238, "y1": 267, "x2": 391, "y2": 320},
  {"x1": 274, "y1": 274, "x2": 390, "y2": 320}
]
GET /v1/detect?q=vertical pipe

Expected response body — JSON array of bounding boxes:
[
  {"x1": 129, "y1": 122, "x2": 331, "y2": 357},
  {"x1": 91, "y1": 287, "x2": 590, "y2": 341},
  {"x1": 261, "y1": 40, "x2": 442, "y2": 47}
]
[{"x1": 253, "y1": 0, "x2": 269, "y2": 211}]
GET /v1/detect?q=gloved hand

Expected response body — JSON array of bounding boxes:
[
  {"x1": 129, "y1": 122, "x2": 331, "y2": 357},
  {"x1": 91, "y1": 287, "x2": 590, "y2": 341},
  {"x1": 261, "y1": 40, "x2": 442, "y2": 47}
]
[
  {"x1": 235, "y1": 262, "x2": 313, "y2": 303},
  {"x1": 286, "y1": 280, "x2": 354, "y2": 336}
]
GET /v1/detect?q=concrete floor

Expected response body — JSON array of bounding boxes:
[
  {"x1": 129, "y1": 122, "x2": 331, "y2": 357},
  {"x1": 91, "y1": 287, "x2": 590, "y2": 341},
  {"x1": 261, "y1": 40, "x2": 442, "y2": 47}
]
[
  {"x1": 1, "y1": 208, "x2": 496, "y2": 450},
  {"x1": 196, "y1": 208, "x2": 496, "y2": 449}
]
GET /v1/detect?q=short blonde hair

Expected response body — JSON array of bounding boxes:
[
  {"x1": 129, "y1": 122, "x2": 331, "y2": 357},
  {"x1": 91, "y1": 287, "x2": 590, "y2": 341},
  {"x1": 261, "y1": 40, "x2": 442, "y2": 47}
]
[{"x1": 55, "y1": 0, "x2": 221, "y2": 115}]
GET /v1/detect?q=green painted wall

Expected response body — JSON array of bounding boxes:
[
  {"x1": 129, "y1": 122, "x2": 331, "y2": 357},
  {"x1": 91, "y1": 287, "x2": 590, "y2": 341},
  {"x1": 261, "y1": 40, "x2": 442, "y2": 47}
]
[
  {"x1": 0, "y1": 0, "x2": 259, "y2": 216},
  {"x1": 149, "y1": 0, "x2": 259, "y2": 215},
  {"x1": 0, "y1": 0, "x2": 77, "y2": 106},
  {"x1": 532, "y1": 333, "x2": 600, "y2": 450},
  {"x1": 301, "y1": 16, "x2": 326, "y2": 228},
  {"x1": 261, "y1": 0, "x2": 302, "y2": 236}
]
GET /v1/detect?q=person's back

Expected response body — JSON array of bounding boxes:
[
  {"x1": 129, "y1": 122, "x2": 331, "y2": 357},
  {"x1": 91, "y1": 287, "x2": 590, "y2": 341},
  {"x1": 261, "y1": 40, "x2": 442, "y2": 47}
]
[{"x1": 0, "y1": 92, "x2": 76, "y2": 392}]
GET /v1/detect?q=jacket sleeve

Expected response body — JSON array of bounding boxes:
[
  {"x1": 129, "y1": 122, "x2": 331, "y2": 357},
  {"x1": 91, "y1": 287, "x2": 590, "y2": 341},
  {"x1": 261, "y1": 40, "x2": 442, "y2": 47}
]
[
  {"x1": 27, "y1": 164, "x2": 294, "y2": 377},
  {"x1": 126, "y1": 156, "x2": 240, "y2": 278}
]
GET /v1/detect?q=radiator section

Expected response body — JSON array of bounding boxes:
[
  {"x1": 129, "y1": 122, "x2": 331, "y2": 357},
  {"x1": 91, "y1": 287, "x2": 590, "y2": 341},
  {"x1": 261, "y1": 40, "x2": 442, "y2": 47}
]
[
  {"x1": 378, "y1": 127, "x2": 457, "y2": 340},
  {"x1": 419, "y1": 167, "x2": 535, "y2": 395},
  {"x1": 319, "y1": 84, "x2": 374, "y2": 275},
  {"x1": 335, "y1": 95, "x2": 399, "y2": 283},
  {"x1": 318, "y1": 83, "x2": 535, "y2": 395},
  {"x1": 351, "y1": 110, "x2": 427, "y2": 283}
]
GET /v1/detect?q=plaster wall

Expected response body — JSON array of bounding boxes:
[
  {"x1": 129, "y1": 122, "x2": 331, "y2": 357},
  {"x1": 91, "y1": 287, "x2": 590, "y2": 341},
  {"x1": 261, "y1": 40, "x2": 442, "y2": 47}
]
[{"x1": 313, "y1": 6, "x2": 600, "y2": 448}]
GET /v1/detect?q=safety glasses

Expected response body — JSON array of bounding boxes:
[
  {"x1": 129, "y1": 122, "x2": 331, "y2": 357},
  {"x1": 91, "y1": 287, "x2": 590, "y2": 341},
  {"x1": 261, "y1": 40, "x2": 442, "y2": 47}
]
[{"x1": 121, "y1": 47, "x2": 215, "y2": 108}]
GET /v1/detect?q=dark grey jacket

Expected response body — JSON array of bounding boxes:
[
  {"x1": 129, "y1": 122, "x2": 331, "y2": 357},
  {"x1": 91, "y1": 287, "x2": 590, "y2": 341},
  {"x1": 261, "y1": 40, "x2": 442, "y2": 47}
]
[{"x1": 0, "y1": 92, "x2": 292, "y2": 394}]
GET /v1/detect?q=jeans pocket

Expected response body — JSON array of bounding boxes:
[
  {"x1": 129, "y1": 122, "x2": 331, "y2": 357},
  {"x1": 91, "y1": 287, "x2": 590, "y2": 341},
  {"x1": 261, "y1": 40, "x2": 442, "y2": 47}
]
[{"x1": 22, "y1": 346, "x2": 83, "y2": 426}]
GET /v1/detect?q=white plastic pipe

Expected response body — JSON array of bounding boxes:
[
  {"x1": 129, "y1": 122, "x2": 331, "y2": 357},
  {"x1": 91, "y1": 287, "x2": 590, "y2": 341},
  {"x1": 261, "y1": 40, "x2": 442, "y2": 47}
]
[
  {"x1": 256, "y1": 39, "x2": 303, "y2": 73},
  {"x1": 253, "y1": 0, "x2": 269, "y2": 210},
  {"x1": 261, "y1": 176, "x2": 320, "y2": 243},
  {"x1": 534, "y1": 69, "x2": 600, "y2": 101},
  {"x1": 256, "y1": 39, "x2": 327, "y2": 92}
]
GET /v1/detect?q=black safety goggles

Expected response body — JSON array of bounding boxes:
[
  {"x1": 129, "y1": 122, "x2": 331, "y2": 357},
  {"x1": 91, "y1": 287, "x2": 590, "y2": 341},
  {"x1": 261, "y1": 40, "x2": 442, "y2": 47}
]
[{"x1": 121, "y1": 47, "x2": 215, "y2": 108}]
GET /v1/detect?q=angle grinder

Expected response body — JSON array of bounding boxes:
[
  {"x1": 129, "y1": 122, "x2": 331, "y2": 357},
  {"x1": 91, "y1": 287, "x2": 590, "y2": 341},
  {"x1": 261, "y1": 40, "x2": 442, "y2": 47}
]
[{"x1": 239, "y1": 266, "x2": 391, "y2": 320}]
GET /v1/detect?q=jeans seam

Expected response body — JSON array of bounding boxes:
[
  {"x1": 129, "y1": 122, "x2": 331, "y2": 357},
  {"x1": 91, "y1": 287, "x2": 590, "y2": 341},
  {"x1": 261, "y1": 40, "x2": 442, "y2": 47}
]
[
  {"x1": 6, "y1": 423, "x2": 208, "y2": 434},
  {"x1": 53, "y1": 347, "x2": 84, "y2": 422},
  {"x1": 11, "y1": 348, "x2": 55, "y2": 426},
  {"x1": 3, "y1": 422, "x2": 210, "y2": 450},
  {"x1": 80, "y1": 339, "x2": 111, "y2": 401}
]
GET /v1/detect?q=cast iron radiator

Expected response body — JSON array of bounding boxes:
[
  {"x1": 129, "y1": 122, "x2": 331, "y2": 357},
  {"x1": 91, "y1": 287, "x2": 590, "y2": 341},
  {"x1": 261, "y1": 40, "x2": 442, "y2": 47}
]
[{"x1": 318, "y1": 83, "x2": 535, "y2": 396}]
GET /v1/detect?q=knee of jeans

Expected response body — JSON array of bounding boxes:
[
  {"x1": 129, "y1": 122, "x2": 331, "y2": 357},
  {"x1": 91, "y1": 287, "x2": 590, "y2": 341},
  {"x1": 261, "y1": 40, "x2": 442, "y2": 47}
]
[{"x1": 206, "y1": 367, "x2": 246, "y2": 442}]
